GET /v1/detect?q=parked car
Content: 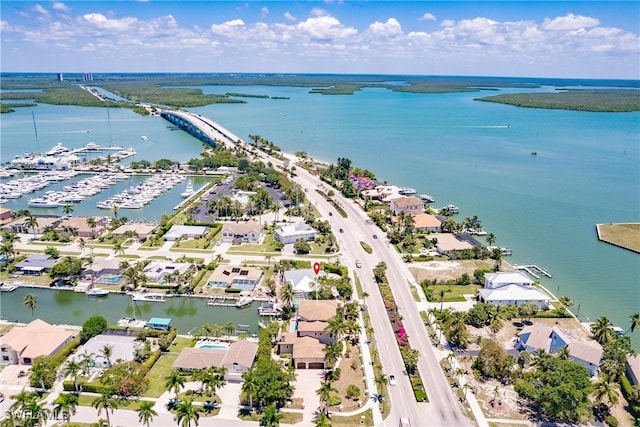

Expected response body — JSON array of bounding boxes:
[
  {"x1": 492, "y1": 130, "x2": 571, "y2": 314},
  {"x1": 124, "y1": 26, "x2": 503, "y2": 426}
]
[{"x1": 373, "y1": 234, "x2": 378, "y2": 239}]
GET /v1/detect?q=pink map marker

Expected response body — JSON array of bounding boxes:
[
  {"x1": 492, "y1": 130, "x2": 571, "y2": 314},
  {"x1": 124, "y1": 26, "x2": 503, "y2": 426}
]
[{"x1": 313, "y1": 262, "x2": 321, "y2": 276}]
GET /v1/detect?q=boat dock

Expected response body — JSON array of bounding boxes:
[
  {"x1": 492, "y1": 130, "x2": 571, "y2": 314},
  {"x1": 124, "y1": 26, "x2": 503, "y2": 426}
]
[
  {"x1": 515, "y1": 264, "x2": 552, "y2": 279},
  {"x1": 206, "y1": 296, "x2": 239, "y2": 307}
]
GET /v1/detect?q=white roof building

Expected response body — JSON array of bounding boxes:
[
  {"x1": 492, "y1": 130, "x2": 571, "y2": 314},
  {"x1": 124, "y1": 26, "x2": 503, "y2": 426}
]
[
  {"x1": 274, "y1": 222, "x2": 318, "y2": 244},
  {"x1": 479, "y1": 270, "x2": 549, "y2": 308},
  {"x1": 164, "y1": 224, "x2": 209, "y2": 241},
  {"x1": 143, "y1": 261, "x2": 195, "y2": 283}
]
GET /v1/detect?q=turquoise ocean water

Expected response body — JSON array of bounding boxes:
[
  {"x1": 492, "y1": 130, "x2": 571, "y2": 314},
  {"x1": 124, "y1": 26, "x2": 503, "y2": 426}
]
[{"x1": 1, "y1": 78, "x2": 638, "y2": 343}]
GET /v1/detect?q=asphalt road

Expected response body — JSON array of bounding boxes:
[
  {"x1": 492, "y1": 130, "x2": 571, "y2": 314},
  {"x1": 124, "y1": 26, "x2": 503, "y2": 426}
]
[{"x1": 282, "y1": 161, "x2": 471, "y2": 427}]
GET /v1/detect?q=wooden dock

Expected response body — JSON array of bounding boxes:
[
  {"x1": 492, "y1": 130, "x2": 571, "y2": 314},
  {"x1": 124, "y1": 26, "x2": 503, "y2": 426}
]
[
  {"x1": 206, "y1": 296, "x2": 238, "y2": 307},
  {"x1": 514, "y1": 264, "x2": 552, "y2": 279}
]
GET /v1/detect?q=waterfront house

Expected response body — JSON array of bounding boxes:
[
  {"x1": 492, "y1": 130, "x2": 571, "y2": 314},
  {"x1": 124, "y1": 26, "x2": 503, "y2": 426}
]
[
  {"x1": 221, "y1": 220, "x2": 263, "y2": 244},
  {"x1": 478, "y1": 271, "x2": 550, "y2": 309},
  {"x1": 73, "y1": 335, "x2": 136, "y2": 368},
  {"x1": 15, "y1": 254, "x2": 57, "y2": 275},
  {"x1": 0, "y1": 208, "x2": 12, "y2": 224},
  {"x1": 282, "y1": 269, "x2": 324, "y2": 300},
  {"x1": 2, "y1": 216, "x2": 61, "y2": 235},
  {"x1": 143, "y1": 261, "x2": 195, "y2": 283},
  {"x1": 164, "y1": 224, "x2": 209, "y2": 241},
  {"x1": 411, "y1": 213, "x2": 442, "y2": 232},
  {"x1": 173, "y1": 340, "x2": 259, "y2": 382},
  {"x1": 84, "y1": 259, "x2": 123, "y2": 284},
  {"x1": 361, "y1": 185, "x2": 396, "y2": 201},
  {"x1": 274, "y1": 222, "x2": 318, "y2": 244},
  {"x1": 298, "y1": 299, "x2": 338, "y2": 323},
  {"x1": 208, "y1": 265, "x2": 263, "y2": 290},
  {"x1": 626, "y1": 354, "x2": 640, "y2": 386},
  {"x1": 515, "y1": 324, "x2": 603, "y2": 376},
  {"x1": 429, "y1": 233, "x2": 474, "y2": 255},
  {"x1": 111, "y1": 223, "x2": 157, "y2": 239},
  {"x1": 0, "y1": 319, "x2": 75, "y2": 365},
  {"x1": 390, "y1": 196, "x2": 424, "y2": 215},
  {"x1": 57, "y1": 216, "x2": 107, "y2": 239}
]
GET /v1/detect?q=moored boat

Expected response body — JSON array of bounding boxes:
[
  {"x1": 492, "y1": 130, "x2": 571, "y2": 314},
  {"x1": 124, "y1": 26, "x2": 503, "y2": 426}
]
[{"x1": 86, "y1": 287, "x2": 109, "y2": 297}]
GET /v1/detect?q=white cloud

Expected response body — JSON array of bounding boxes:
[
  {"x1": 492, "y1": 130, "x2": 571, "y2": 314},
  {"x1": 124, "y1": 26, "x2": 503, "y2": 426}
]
[
  {"x1": 31, "y1": 4, "x2": 49, "y2": 15},
  {"x1": 367, "y1": 18, "x2": 403, "y2": 39},
  {"x1": 83, "y1": 13, "x2": 138, "y2": 31},
  {"x1": 284, "y1": 12, "x2": 296, "y2": 22},
  {"x1": 310, "y1": 8, "x2": 328, "y2": 18},
  {"x1": 52, "y1": 2, "x2": 70, "y2": 12},
  {"x1": 542, "y1": 13, "x2": 599, "y2": 31},
  {"x1": 296, "y1": 15, "x2": 358, "y2": 41},
  {"x1": 418, "y1": 13, "x2": 436, "y2": 22},
  {"x1": 261, "y1": 7, "x2": 269, "y2": 17}
]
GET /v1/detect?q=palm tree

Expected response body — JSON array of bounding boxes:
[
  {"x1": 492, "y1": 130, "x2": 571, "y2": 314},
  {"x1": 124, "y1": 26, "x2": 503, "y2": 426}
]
[
  {"x1": 316, "y1": 380, "x2": 338, "y2": 408},
  {"x1": 79, "y1": 350, "x2": 95, "y2": 375},
  {"x1": 260, "y1": 404, "x2": 283, "y2": 427},
  {"x1": 558, "y1": 295, "x2": 575, "y2": 315},
  {"x1": 374, "y1": 373, "x2": 387, "y2": 394},
  {"x1": 25, "y1": 214, "x2": 39, "y2": 239},
  {"x1": 53, "y1": 393, "x2": 79, "y2": 423},
  {"x1": 62, "y1": 204, "x2": 74, "y2": 217},
  {"x1": 23, "y1": 293, "x2": 37, "y2": 317},
  {"x1": 591, "y1": 316, "x2": 614, "y2": 345},
  {"x1": 628, "y1": 313, "x2": 640, "y2": 334},
  {"x1": 174, "y1": 397, "x2": 200, "y2": 427},
  {"x1": 78, "y1": 238, "x2": 86, "y2": 257},
  {"x1": 113, "y1": 241, "x2": 124, "y2": 256},
  {"x1": 486, "y1": 232, "x2": 496, "y2": 247},
  {"x1": 199, "y1": 323, "x2": 213, "y2": 340},
  {"x1": 136, "y1": 400, "x2": 158, "y2": 427},
  {"x1": 314, "y1": 411, "x2": 332, "y2": 427},
  {"x1": 100, "y1": 344, "x2": 114, "y2": 367},
  {"x1": 91, "y1": 388, "x2": 119, "y2": 427},
  {"x1": 594, "y1": 378, "x2": 619, "y2": 407},
  {"x1": 165, "y1": 370, "x2": 186, "y2": 399},
  {"x1": 280, "y1": 282, "x2": 295, "y2": 314},
  {"x1": 224, "y1": 321, "x2": 235, "y2": 340},
  {"x1": 241, "y1": 372, "x2": 260, "y2": 409},
  {"x1": 439, "y1": 288, "x2": 447, "y2": 313},
  {"x1": 87, "y1": 216, "x2": 97, "y2": 237},
  {"x1": 111, "y1": 203, "x2": 120, "y2": 219},
  {"x1": 22, "y1": 399, "x2": 51, "y2": 426},
  {"x1": 64, "y1": 360, "x2": 82, "y2": 393}
]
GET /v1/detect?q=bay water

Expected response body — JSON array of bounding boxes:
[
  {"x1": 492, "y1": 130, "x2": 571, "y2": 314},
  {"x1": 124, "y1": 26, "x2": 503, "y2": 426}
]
[{"x1": 1, "y1": 78, "x2": 638, "y2": 345}]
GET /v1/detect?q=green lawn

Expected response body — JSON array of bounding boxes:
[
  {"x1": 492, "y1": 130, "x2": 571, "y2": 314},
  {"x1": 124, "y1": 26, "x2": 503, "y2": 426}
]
[
  {"x1": 75, "y1": 393, "x2": 147, "y2": 411},
  {"x1": 170, "y1": 336, "x2": 195, "y2": 353},
  {"x1": 142, "y1": 354, "x2": 178, "y2": 397},
  {"x1": 424, "y1": 284, "x2": 480, "y2": 302},
  {"x1": 331, "y1": 409, "x2": 374, "y2": 427},
  {"x1": 226, "y1": 234, "x2": 280, "y2": 253}
]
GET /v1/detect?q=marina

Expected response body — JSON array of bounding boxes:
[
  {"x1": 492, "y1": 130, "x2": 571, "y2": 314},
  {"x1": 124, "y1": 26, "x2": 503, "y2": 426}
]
[
  {"x1": 96, "y1": 173, "x2": 185, "y2": 210},
  {"x1": 27, "y1": 172, "x2": 129, "y2": 208}
]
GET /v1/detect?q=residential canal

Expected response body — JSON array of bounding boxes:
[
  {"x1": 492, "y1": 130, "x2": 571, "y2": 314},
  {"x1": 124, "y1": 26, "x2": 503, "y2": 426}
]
[{"x1": 0, "y1": 287, "x2": 261, "y2": 336}]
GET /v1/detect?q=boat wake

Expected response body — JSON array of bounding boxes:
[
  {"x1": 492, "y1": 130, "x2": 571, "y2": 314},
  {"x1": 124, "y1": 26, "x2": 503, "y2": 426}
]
[
  {"x1": 422, "y1": 125, "x2": 510, "y2": 129},
  {"x1": 46, "y1": 129, "x2": 92, "y2": 134}
]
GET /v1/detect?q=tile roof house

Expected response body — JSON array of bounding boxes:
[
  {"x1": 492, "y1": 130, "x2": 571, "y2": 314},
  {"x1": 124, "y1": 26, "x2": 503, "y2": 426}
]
[
  {"x1": 2, "y1": 216, "x2": 61, "y2": 235},
  {"x1": 15, "y1": 254, "x2": 57, "y2": 275},
  {"x1": 411, "y1": 213, "x2": 442, "y2": 232},
  {"x1": 1, "y1": 319, "x2": 76, "y2": 365},
  {"x1": 111, "y1": 223, "x2": 157, "y2": 239},
  {"x1": 515, "y1": 324, "x2": 603, "y2": 376},
  {"x1": 57, "y1": 216, "x2": 107, "y2": 238},
  {"x1": 390, "y1": 196, "x2": 424, "y2": 215},
  {"x1": 429, "y1": 233, "x2": 474, "y2": 255},
  {"x1": 0, "y1": 208, "x2": 12, "y2": 224},
  {"x1": 274, "y1": 222, "x2": 318, "y2": 244},
  {"x1": 277, "y1": 299, "x2": 339, "y2": 369},
  {"x1": 221, "y1": 220, "x2": 263, "y2": 244},
  {"x1": 173, "y1": 340, "x2": 259, "y2": 382}
]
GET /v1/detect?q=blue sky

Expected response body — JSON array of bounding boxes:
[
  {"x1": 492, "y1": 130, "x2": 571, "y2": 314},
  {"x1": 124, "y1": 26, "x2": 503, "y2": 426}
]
[{"x1": 1, "y1": 1, "x2": 638, "y2": 78}]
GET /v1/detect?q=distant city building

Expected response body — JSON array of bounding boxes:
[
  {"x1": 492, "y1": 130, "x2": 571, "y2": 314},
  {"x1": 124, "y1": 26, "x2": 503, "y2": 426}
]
[
  {"x1": 83, "y1": 72, "x2": 94, "y2": 81},
  {"x1": 57, "y1": 73, "x2": 63, "y2": 81}
]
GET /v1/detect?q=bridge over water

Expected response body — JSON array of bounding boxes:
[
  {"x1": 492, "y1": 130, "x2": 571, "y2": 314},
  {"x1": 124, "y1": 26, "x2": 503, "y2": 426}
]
[{"x1": 159, "y1": 110, "x2": 243, "y2": 148}]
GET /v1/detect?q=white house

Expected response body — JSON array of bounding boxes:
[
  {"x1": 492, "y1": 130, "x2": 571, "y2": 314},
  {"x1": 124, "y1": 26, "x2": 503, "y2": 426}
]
[
  {"x1": 274, "y1": 222, "x2": 318, "y2": 244},
  {"x1": 164, "y1": 224, "x2": 208, "y2": 241},
  {"x1": 283, "y1": 269, "x2": 325, "y2": 300},
  {"x1": 478, "y1": 271, "x2": 550, "y2": 309},
  {"x1": 221, "y1": 220, "x2": 263, "y2": 244},
  {"x1": 143, "y1": 261, "x2": 195, "y2": 283}
]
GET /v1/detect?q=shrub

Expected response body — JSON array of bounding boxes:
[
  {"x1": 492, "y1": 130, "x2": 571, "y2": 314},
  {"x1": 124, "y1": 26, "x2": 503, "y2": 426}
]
[
  {"x1": 225, "y1": 287, "x2": 242, "y2": 293},
  {"x1": 605, "y1": 416, "x2": 618, "y2": 427},
  {"x1": 81, "y1": 315, "x2": 108, "y2": 343}
]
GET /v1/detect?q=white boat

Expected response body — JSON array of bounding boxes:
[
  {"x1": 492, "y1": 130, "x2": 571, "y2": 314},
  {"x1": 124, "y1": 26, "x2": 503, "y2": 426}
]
[
  {"x1": 398, "y1": 187, "x2": 417, "y2": 195},
  {"x1": 86, "y1": 287, "x2": 109, "y2": 297},
  {"x1": 235, "y1": 296, "x2": 253, "y2": 308},
  {"x1": 85, "y1": 142, "x2": 100, "y2": 150},
  {"x1": 132, "y1": 292, "x2": 167, "y2": 303},
  {"x1": 140, "y1": 135, "x2": 148, "y2": 141},
  {"x1": 46, "y1": 142, "x2": 70, "y2": 156},
  {"x1": 0, "y1": 283, "x2": 18, "y2": 292},
  {"x1": 28, "y1": 197, "x2": 60, "y2": 208},
  {"x1": 181, "y1": 180, "x2": 194, "y2": 198},
  {"x1": 117, "y1": 317, "x2": 147, "y2": 328},
  {"x1": 258, "y1": 301, "x2": 282, "y2": 316}
]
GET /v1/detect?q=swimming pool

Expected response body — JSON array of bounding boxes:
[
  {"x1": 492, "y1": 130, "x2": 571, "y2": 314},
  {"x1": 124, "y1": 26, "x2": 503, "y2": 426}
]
[
  {"x1": 195, "y1": 341, "x2": 229, "y2": 351},
  {"x1": 99, "y1": 276, "x2": 122, "y2": 284}
]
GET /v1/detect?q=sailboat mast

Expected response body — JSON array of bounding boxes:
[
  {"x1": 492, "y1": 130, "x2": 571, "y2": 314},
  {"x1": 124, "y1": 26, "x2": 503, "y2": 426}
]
[{"x1": 32, "y1": 111, "x2": 39, "y2": 144}]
